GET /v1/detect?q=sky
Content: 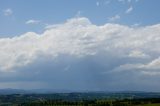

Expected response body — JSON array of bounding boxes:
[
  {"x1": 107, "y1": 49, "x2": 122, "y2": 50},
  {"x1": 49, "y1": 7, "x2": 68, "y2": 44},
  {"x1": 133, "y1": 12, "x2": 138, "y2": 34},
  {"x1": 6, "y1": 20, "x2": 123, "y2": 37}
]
[{"x1": 0, "y1": 0, "x2": 160, "y2": 91}]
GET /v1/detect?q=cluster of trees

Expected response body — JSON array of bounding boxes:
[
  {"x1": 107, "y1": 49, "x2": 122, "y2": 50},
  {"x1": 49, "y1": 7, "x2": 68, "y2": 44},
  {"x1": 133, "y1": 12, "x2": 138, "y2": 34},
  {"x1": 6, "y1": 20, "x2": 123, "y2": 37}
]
[
  {"x1": 0, "y1": 94, "x2": 160, "y2": 106},
  {"x1": 18, "y1": 98, "x2": 160, "y2": 106}
]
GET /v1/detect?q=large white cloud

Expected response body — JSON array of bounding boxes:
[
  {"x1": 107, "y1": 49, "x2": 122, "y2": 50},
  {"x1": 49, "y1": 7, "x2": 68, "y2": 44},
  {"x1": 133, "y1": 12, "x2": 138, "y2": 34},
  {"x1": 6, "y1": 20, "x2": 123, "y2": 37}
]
[
  {"x1": 1, "y1": 17, "x2": 160, "y2": 90},
  {"x1": 0, "y1": 17, "x2": 160, "y2": 73}
]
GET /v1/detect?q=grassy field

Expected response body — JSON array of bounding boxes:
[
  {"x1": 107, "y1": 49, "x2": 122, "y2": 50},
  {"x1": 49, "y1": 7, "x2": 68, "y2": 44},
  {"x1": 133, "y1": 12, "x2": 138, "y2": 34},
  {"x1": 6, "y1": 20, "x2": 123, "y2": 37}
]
[{"x1": 137, "y1": 103, "x2": 160, "y2": 106}]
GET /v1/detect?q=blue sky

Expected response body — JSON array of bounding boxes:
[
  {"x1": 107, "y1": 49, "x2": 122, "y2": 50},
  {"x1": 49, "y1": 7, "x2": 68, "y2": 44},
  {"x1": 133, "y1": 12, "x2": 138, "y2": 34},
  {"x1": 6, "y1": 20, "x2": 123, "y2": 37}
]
[
  {"x1": 0, "y1": 0, "x2": 160, "y2": 91},
  {"x1": 0, "y1": 0, "x2": 160, "y2": 37}
]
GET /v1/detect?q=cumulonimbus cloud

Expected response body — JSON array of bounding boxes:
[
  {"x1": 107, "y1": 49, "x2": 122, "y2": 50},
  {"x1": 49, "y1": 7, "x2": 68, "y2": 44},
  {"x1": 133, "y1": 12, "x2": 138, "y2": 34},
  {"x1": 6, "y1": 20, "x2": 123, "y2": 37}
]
[{"x1": 0, "y1": 17, "x2": 160, "y2": 76}]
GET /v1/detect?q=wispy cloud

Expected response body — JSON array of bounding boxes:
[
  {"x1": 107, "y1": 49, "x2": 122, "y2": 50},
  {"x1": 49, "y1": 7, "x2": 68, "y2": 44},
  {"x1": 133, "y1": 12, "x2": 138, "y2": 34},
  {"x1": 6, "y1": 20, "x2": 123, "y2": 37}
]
[
  {"x1": 108, "y1": 15, "x2": 120, "y2": 22},
  {"x1": 127, "y1": 0, "x2": 131, "y2": 3},
  {"x1": 75, "y1": 11, "x2": 82, "y2": 17},
  {"x1": 118, "y1": 0, "x2": 124, "y2": 2},
  {"x1": 118, "y1": 0, "x2": 126, "y2": 3},
  {"x1": 96, "y1": 1, "x2": 100, "y2": 6},
  {"x1": 128, "y1": 50, "x2": 149, "y2": 58},
  {"x1": 118, "y1": 0, "x2": 139, "y2": 3},
  {"x1": 131, "y1": 23, "x2": 141, "y2": 27},
  {"x1": 104, "y1": 0, "x2": 111, "y2": 5},
  {"x1": 125, "y1": 6, "x2": 133, "y2": 14},
  {"x1": 96, "y1": 0, "x2": 111, "y2": 7},
  {"x1": 3, "y1": 8, "x2": 13, "y2": 16},
  {"x1": 25, "y1": 20, "x2": 41, "y2": 24}
]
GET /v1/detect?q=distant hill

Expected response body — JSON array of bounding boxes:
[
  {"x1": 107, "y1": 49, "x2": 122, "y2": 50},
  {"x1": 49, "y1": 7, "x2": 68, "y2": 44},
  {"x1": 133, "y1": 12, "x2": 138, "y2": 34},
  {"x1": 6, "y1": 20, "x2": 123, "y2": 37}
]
[
  {"x1": 0, "y1": 88, "x2": 160, "y2": 99},
  {"x1": 0, "y1": 88, "x2": 73, "y2": 95},
  {"x1": 0, "y1": 88, "x2": 28, "y2": 95}
]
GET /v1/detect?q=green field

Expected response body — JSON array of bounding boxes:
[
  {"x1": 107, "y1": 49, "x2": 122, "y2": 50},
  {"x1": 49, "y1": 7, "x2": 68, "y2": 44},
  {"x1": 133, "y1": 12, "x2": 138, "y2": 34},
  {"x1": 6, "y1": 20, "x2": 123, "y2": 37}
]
[{"x1": 138, "y1": 103, "x2": 160, "y2": 106}]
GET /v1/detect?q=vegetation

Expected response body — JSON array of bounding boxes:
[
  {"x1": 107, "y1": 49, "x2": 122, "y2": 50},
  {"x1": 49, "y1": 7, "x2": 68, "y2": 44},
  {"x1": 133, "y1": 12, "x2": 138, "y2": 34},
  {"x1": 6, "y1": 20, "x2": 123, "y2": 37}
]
[
  {"x1": 19, "y1": 98, "x2": 160, "y2": 106},
  {"x1": 0, "y1": 93, "x2": 160, "y2": 106}
]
